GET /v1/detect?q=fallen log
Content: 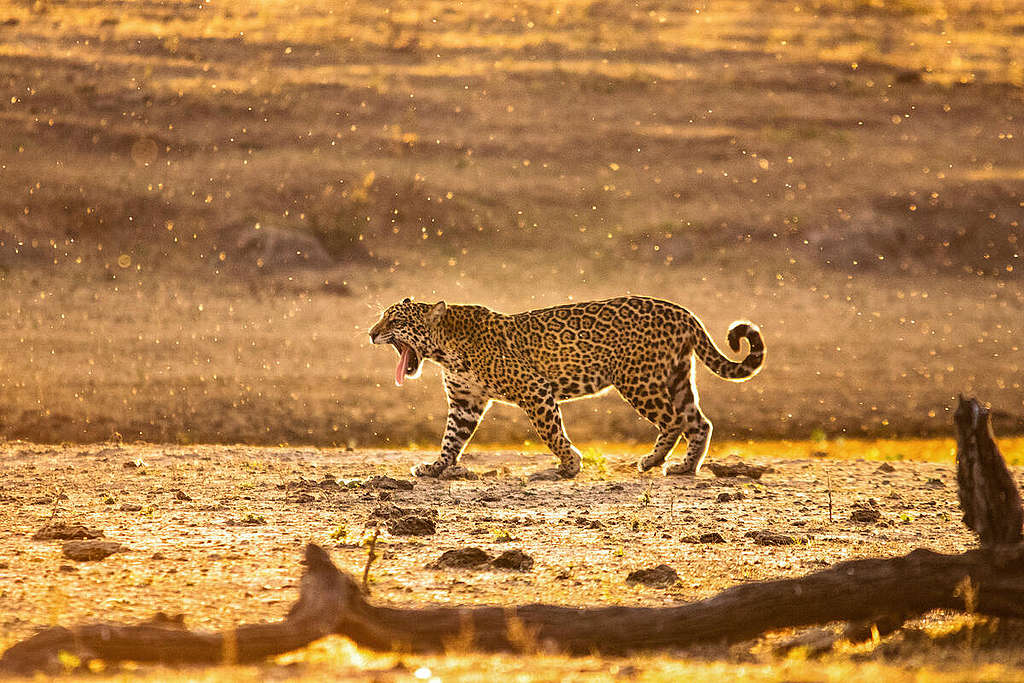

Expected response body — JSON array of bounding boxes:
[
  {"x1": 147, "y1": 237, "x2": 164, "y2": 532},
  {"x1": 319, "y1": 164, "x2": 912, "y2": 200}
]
[
  {"x1": 0, "y1": 545, "x2": 350, "y2": 674},
  {"x1": 5, "y1": 541, "x2": 1024, "y2": 674},
  {"x1": 3, "y1": 395, "x2": 1021, "y2": 673}
]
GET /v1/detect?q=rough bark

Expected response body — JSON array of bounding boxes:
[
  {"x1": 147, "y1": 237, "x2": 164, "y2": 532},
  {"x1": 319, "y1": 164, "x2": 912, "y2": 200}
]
[
  {"x1": 3, "y1": 395, "x2": 1023, "y2": 673},
  {"x1": 955, "y1": 395, "x2": 1023, "y2": 545}
]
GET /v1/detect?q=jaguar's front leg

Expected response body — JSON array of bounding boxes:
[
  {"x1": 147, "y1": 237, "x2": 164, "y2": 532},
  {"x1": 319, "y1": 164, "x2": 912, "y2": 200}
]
[
  {"x1": 521, "y1": 394, "x2": 582, "y2": 480},
  {"x1": 411, "y1": 377, "x2": 489, "y2": 478}
]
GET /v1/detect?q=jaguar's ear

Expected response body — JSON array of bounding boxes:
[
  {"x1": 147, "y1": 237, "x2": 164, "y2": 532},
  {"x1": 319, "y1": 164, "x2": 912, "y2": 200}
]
[
  {"x1": 428, "y1": 300, "x2": 447, "y2": 325},
  {"x1": 402, "y1": 297, "x2": 412, "y2": 304}
]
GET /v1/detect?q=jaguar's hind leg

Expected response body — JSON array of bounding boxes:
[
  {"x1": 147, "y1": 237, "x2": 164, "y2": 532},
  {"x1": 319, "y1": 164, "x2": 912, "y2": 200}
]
[
  {"x1": 521, "y1": 392, "x2": 582, "y2": 479},
  {"x1": 638, "y1": 427, "x2": 684, "y2": 472},
  {"x1": 662, "y1": 377, "x2": 712, "y2": 476},
  {"x1": 616, "y1": 376, "x2": 684, "y2": 473}
]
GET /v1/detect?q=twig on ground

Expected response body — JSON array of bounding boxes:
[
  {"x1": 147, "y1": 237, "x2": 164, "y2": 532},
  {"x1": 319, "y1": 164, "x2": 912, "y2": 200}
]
[
  {"x1": 826, "y1": 468, "x2": 833, "y2": 523},
  {"x1": 362, "y1": 527, "x2": 380, "y2": 593}
]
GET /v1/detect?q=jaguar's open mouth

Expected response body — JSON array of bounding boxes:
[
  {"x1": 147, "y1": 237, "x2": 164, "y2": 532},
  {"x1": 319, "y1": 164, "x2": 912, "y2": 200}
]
[{"x1": 392, "y1": 340, "x2": 421, "y2": 386}]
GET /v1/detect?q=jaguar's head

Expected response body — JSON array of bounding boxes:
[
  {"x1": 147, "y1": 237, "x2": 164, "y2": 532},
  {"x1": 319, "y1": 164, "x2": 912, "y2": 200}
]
[{"x1": 369, "y1": 298, "x2": 447, "y2": 386}]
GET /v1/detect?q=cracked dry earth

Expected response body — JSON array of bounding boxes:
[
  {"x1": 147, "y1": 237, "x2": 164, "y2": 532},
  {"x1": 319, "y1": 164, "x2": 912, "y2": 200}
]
[{"x1": 0, "y1": 442, "x2": 1012, "y2": 676}]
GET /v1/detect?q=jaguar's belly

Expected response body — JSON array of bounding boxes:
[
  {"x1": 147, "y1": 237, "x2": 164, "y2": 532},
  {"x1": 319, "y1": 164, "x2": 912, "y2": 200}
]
[{"x1": 554, "y1": 376, "x2": 612, "y2": 401}]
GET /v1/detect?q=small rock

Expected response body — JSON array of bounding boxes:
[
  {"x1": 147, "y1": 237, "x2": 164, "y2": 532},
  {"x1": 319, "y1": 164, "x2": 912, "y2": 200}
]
[
  {"x1": 228, "y1": 513, "x2": 267, "y2": 526},
  {"x1": 707, "y1": 462, "x2": 772, "y2": 479},
  {"x1": 851, "y1": 499, "x2": 882, "y2": 523},
  {"x1": 716, "y1": 492, "x2": 733, "y2": 503},
  {"x1": 851, "y1": 507, "x2": 882, "y2": 523},
  {"x1": 364, "y1": 475, "x2": 414, "y2": 491},
  {"x1": 289, "y1": 493, "x2": 316, "y2": 504},
  {"x1": 119, "y1": 504, "x2": 143, "y2": 512},
  {"x1": 386, "y1": 515, "x2": 436, "y2": 536},
  {"x1": 695, "y1": 481, "x2": 713, "y2": 489},
  {"x1": 32, "y1": 522, "x2": 104, "y2": 541},
  {"x1": 371, "y1": 504, "x2": 437, "y2": 520},
  {"x1": 439, "y1": 466, "x2": 480, "y2": 481},
  {"x1": 58, "y1": 564, "x2": 78, "y2": 573},
  {"x1": 122, "y1": 459, "x2": 147, "y2": 469},
  {"x1": 812, "y1": 450, "x2": 829, "y2": 458},
  {"x1": 924, "y1": 478, "x2": 945, "y2": 489},
  {"x1": 62, "y1": 540, "x2": 124, "y2": 562},
  {"x1": 625, "y1": 564, "x2": 680, "y2": 587},
  {"x1": 370, "y1": 503, "x2": 405, "y2": 519},
  {"x1": 173, "y1": 489, "x2": 192, "y2": 501},
  {"x1": 279, "y1": 478, "x2": 315, "y2": 491},
  {"x1": 746, "y1": 531, "x2": 797, "y2": 546},
  {"x1": 233, "y1": 223, "x2": 333, "y2": 270},
  {"x1": 877, "y1": 463, "x2": 897, "y2": 473},
  {"x1": 427, "y1": 547, "x2": 491, "y2": 569},
  {"x1": 575, "y1": 516, "x2": 603, "y2": 528},
  {"x1": 491, "y1": 549, "x2": 535, "y2": 571},
  {"x1": 682, "y1": 532, "x2": 726, "y2": 543}
]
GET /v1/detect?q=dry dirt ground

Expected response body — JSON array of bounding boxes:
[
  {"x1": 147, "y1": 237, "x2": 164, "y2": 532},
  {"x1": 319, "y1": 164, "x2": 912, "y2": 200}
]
[{"x1": 3, "y1": 442, "x2": 1024, "y2": 680}]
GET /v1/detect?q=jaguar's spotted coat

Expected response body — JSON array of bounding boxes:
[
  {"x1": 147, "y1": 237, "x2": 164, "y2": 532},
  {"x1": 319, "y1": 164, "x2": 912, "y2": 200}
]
[{"x1": 369, "y1": 296, "x2": 765, "y2": 479}]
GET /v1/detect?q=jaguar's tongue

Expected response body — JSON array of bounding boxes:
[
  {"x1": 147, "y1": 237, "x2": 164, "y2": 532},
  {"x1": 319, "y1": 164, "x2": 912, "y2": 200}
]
[{"x1": 395, "y1": 345, "x2": 411, "y2": 387}]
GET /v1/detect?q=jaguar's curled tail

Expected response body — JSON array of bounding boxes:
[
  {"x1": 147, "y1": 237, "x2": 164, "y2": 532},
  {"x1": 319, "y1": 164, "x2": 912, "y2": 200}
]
[{"x1": 694, "y1": 320, "x2": 765, "y2": 381}]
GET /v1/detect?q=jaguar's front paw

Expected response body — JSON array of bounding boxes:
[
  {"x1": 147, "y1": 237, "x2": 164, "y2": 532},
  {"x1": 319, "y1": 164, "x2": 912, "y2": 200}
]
[
  {"x1": 411, "y1": 461, "x2": 446, "y2": 478},
  {"x1": 557, "y1": 460, "x2": 581, "y2": 478},
  {"x1": 636, "y1": 454, "x2": 664, "y2": 473},
  {"x1": 557, "y1": 450, "x2": 581, "y2": 478}
]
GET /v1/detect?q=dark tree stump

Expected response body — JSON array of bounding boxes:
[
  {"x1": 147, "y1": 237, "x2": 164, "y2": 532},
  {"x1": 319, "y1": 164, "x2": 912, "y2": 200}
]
[{"x1": 955, "y1": 395, "x2": 1023, "y2": 545}]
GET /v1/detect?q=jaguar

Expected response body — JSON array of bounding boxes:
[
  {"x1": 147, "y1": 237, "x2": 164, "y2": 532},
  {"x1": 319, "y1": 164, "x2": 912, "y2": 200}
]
[{"x1": 369, "y1": 296, "x2": 764, "y2": 479}]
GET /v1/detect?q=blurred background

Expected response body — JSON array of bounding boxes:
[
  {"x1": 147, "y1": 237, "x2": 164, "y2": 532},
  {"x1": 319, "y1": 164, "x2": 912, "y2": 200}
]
[{"x1": 0, "y1": 0, "x2": 1021, "y2": 448}]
